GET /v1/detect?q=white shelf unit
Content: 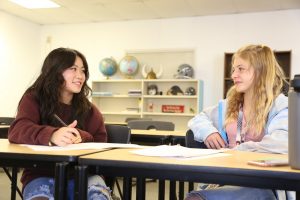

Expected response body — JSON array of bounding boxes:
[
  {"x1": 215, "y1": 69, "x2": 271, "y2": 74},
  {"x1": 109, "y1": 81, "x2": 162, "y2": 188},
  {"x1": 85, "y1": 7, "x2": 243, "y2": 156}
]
[{"x1": 91, "y1": 79, "x2": 203, "y2": 131}]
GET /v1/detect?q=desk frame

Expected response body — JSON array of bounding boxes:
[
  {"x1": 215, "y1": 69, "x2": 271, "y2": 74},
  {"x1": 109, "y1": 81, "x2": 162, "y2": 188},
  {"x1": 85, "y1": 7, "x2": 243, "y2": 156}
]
[
  {"x1": 0, "y1": 139, "x2": 106, "y2": 200},
  {"x1": 0, "y1": 152, "x2": 76, "y2": 200},
  {"x1": 77, "y1": 149, "x2": 300, "y2": 200}
]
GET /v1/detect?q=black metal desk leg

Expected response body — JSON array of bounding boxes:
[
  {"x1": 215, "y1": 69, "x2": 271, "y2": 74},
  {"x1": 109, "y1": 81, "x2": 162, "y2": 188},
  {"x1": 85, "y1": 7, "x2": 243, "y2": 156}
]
[
  {"x1": 11, "y1": 167, "x2": 18, "y2": 200},
  {"x1": 75, "y1": 165, "x2": 88, "y2": 200},
  {"x1": 158, "y1": 179, "x2": 165, "y2": 200},
  {"x1": 178, "y1": 181, "x2": 184, "y2": 200},
  {"x1": 123, "y1": 177, "x2": 132, "y2": 200},
  {"x1": 169, "y1": 181, "x2": 177, "y2": 200},
  {"x1": 3, "y1": 167, "x2": 22, "y2": 200},
  {"x1": 55, "y1": 162, "x2": 68, "y2": 200},
  {"x1": 188, "y1": 182, "x2": 194, "y2": 192},
  {"x1": 136, "y1": 178, "x2": 146, "y2": 200}
]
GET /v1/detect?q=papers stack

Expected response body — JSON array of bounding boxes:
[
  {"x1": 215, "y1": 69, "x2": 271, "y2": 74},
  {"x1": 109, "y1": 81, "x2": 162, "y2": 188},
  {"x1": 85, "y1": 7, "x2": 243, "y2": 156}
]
[
  {"x1": 92, "y1": 91, "x2": 113, "y2": 96},
  {"x1": 131, "y1": 145, "x2": 225, "y2": 158},
  {"x1": 128, "y1": 89, "x2": 142, "y2": 97},
  {"x1": 23, "y1": 143, "x2": 142, "y2": 151}
]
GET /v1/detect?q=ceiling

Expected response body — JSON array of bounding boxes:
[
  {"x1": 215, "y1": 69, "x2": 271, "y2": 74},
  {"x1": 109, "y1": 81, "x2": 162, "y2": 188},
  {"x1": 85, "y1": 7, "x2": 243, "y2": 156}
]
[{"x1": 1, "y1": 0, "x2": 300, "y2": 25}]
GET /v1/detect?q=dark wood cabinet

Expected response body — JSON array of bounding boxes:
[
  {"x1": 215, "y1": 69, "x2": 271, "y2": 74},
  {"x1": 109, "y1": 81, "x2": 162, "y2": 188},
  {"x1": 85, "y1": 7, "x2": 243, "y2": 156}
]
[{"x1": 223, "y1": 51, "x2": 291, "y2": 98}]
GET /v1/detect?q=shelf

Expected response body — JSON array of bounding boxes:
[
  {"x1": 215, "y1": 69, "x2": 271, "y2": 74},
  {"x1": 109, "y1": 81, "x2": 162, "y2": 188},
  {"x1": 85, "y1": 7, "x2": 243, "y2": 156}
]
[
  {"x1": 143, "y1": 112, "x2": 195, "y2": 117},
  {"x1": 143, "y1": 95, "x2": 197, "y2": 99},
  {"x1": 223, "y1": 51, "x2": 291, "y2": 98},
  {"x1": 143, "y1": 79, "x2": 198, "y2": 83},
  {"x1": 93, "y1": 79, "x2": 142, "y2": 83},
  {"x1": 92, "y1": 95, "x2": 141, "y2": 98},
  {"x1": 102, "y1": 112, "x2": 141, "y2": 115},
  {"x1": 93, "y1": 48, "x2": 201, "y2": 130},
  {"x1": 92, "y1": 79, "x2": 203, "y2": 131}
]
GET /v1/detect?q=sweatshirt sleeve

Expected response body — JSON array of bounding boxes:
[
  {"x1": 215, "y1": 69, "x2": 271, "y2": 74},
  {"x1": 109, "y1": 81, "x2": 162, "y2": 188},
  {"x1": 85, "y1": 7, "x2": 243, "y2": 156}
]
[
  {"x1": 78, "y1": 104, "x2": 107, "y2": 143},
  {"x1": 187, "y1": 103, "x2": 220, "y2": 142},
  {"x1": 8, "y1": 93, "x2": 56, "y2": 145}
]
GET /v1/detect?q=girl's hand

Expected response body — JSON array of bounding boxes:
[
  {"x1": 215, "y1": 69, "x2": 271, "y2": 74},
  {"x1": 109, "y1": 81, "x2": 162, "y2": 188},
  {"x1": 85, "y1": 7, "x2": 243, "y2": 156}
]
[
  {"x1": 205, "y1": 132, "x2": 226, "y2": 149},
  {"x1": 50, "y1": 120, "x2": 82, "y2": 146}
]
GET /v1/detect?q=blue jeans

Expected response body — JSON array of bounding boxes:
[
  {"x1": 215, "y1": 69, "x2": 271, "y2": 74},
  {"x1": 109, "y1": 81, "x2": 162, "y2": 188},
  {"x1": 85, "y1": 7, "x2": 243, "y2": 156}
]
[
  {"x1": 185, "y1": 185, "x2": 277, "y2": 200},
  {"x1": 23, "y1": 175, "x2": 111, "y2": 200}
]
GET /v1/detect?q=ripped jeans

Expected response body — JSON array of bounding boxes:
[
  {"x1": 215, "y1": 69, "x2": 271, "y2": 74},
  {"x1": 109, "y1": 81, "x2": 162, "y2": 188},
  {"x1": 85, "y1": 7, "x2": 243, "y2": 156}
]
[
  {"x1": 185, "y1": 185, "x2": 277, "y2": 200},
  {"x1": 23, "y1": 175, "x2": 111, "y2": 200}
]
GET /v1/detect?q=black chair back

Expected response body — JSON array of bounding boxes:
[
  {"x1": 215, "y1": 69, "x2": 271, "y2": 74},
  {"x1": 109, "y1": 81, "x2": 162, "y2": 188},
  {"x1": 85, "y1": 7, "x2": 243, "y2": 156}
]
[
  {"x1": 127, "y1": 120, "x2": 175, "y2": 131},
  {"x1": 185, "y1": 129, "x2": 207, "y2": 149},
  {"x1": 104, "y1": 124, "x2": 131, "y2": 198},
  {"x1": 105, "y1": 124, "x2": 131, "y2": 144},
  {"x1": 0, "y1": 117, "x2": 15, "y2": 125},
  {"x1": 125, "y1": 117, "x2": 152, "y2": 123},
  {"x1": 0, "y1": 117, "x2": 15, "y2": 138}
]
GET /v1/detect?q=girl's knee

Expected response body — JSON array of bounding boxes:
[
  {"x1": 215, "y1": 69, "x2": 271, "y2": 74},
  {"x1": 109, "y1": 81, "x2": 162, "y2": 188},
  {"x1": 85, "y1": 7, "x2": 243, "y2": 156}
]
[
  {"x1": 88, "y1": 175, "x2": 112, "y2": 200},
  {"x1": 185, "y1": 192, "x2": 205, "y2": 200}
]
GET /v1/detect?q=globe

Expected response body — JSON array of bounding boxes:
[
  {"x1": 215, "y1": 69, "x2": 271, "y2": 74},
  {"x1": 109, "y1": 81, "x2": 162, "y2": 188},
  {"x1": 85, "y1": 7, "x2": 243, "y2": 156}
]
[
  {"x1": 119, "y1": 55, "x2": 139, "y2": 78},
  {"x1": 99, "y1": 57, "x2": 117, "y2": 79}
]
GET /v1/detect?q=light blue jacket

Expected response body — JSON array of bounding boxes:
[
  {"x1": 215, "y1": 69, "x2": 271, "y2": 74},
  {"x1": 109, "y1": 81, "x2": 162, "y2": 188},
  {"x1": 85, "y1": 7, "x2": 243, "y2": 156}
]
[{"x1": 188, "y1": 94, "x2": 288, "y2": 154}]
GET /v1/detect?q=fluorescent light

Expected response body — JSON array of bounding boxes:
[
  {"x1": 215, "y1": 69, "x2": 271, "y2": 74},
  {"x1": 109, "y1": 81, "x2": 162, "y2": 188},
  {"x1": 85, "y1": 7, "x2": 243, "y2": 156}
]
[{"x1": 10, "y1": 0, "x2": 60, "y2": 9}]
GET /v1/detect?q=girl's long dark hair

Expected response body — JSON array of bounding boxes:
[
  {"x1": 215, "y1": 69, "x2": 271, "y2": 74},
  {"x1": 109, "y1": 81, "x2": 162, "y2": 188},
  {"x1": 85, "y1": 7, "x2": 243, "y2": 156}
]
[{"x1": 23, "y1": 47, "x2": 92, "y2": 128}]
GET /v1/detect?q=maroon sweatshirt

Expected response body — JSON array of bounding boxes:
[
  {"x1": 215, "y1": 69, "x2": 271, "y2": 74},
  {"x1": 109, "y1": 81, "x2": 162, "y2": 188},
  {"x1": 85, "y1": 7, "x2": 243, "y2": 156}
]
[{"x1": 8, "y1": 92, "x2": 107, "y2": 188}]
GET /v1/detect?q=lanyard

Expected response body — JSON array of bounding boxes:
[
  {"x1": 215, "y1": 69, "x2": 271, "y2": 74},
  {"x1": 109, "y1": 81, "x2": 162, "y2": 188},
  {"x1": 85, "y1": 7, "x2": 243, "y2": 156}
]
[{"x1": 236, "y1": 109, "x2": 246, "y2": 145}]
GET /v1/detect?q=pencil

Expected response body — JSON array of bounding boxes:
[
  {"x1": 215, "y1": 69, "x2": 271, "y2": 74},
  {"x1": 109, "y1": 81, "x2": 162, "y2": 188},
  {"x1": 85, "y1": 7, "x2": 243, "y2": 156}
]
[
  {"x1": 53, "y1": 114, "x2": 80, "y2": 143},
  {"x1": 53, "y1": 114, "x2": 67, "y2": 127}
]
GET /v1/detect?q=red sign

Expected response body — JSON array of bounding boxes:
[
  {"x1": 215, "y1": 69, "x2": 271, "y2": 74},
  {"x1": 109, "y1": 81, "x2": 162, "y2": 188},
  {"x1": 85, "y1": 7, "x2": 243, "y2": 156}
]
[{"x1": 161, "y1": 105, "x2": 184, "y2": 113}]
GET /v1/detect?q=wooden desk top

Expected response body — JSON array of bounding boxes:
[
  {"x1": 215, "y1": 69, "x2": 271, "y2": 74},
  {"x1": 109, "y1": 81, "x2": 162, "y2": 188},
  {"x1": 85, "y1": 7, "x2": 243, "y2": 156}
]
[
  {"x1": 0, "y1": 125, "x2": 10, "y2": 129},
  {"x1": 0, "y1": 139, "x2": 106, "y2": 162},
  {"x1": 78, "y1": 148, "x2": 300, "y2": 193},
  {"x1": 79, "y1": 148, "x2": 299, "y2": 173},
  {"x1": 131, "y1": 129, "x2": 185, "y2": 137}
]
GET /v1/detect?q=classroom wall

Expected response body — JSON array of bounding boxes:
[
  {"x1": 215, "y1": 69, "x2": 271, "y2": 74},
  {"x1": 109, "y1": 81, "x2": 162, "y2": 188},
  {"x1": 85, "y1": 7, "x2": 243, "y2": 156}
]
[
  {"x1": 0, "y1": 11, "x2": 41, "y2": 117},
  {"x1": 40, "y1": 9, "x2": 300, "y2": 110},
  {"x1": 1, "y1": 9, "x2": 300, "y2": 117}
]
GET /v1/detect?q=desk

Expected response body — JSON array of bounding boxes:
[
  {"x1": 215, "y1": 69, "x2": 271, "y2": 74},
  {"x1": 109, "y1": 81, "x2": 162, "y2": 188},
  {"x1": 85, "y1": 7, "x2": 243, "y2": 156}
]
[
  {"x1": 77, "y1": 149, "x2": 300, "y2": 200},
  {"x1": 104, "y1": 121, "x2": 127, "y2": 125},
  {"x1": 131, "y1": 129, "x2": 187, "y2": 199},
  {"x1": 131, "y1": 129, "x2": 185, "y2": 146},
  {"x1": 0, "y1": 139, "x2": 105, "y2": 200},
  {"x1": 131, "y1": 129, "x2": 185, "y2": 137}
]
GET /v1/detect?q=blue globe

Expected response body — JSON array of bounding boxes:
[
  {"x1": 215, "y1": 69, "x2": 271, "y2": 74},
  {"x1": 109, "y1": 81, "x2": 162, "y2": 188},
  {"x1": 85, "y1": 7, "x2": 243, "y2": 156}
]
[
  {"x1": 99, "y1": 57, "x2": 117, "y2": 79},
  {"x1": 119, "y1": 56, "x2": 139, "y2": 78}
]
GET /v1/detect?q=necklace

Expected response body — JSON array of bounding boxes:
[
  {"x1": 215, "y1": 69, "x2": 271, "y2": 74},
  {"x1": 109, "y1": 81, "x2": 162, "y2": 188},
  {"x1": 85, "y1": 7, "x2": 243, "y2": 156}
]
[{"x1": 236, "y1": 108, "x2": 251, "y2": 145}]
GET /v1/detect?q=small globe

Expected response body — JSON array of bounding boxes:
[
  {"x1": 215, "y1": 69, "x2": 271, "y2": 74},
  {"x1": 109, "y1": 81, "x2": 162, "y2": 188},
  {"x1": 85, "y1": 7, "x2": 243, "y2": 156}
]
[
  {"x1": 99, "y1": 57, "x2": 117, "y2": 79},
  {"x1": 119, "y1": 56, "x2": 139, "y2": 78}
]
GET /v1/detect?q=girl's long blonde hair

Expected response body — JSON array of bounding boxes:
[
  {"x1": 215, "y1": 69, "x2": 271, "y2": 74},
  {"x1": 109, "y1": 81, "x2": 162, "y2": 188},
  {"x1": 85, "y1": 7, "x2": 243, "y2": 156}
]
[{"x1": 225, "y1": 44, "x2": 287, "y2": 135}]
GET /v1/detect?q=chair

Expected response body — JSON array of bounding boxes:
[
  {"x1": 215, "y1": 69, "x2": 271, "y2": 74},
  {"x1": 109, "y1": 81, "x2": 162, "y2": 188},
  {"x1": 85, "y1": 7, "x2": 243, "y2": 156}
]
[
  {"x1": 104, "y1": 124, "x2": 131, "y2": 199},
  {"x1": 128, "y1": 120, "x2": 175, "y2": 145},
  {"x1": 0, "y1": 117, "x2": 15, "y2": 125},
  {"x1": 185, "y1": 129, "x2": 207, "y2": 149},
  {"x1": 127, "y1": 120, "x2": 174, "y2": 131},
  {"x1": 0, "y1": 117, "x2": 14, "y2": 138},
  {"x1": 106, "y1": 124, "x2": 131, "y2": 144},
  {"x1": 170, "y1": 129, "x2": 206, "y2": 200},
  {"x1": 128, "y1": 120, "x2": 175, "y2": 199},
  {"x1": 185, "y1": 129, "x2": 207, "y2": 194}
]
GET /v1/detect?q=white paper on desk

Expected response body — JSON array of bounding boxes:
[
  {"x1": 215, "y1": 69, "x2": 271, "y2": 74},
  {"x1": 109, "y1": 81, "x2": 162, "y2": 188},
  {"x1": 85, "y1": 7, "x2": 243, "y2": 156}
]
[
  {"x1": 22, "y1": 142, "x2": 142, "y2": 151},
  {"x1": 131, "y1": 145, "x2": 225, "y2": 158},
  {"x1": 175, "y1": 153, "x2": 231, "y2": 160}
]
